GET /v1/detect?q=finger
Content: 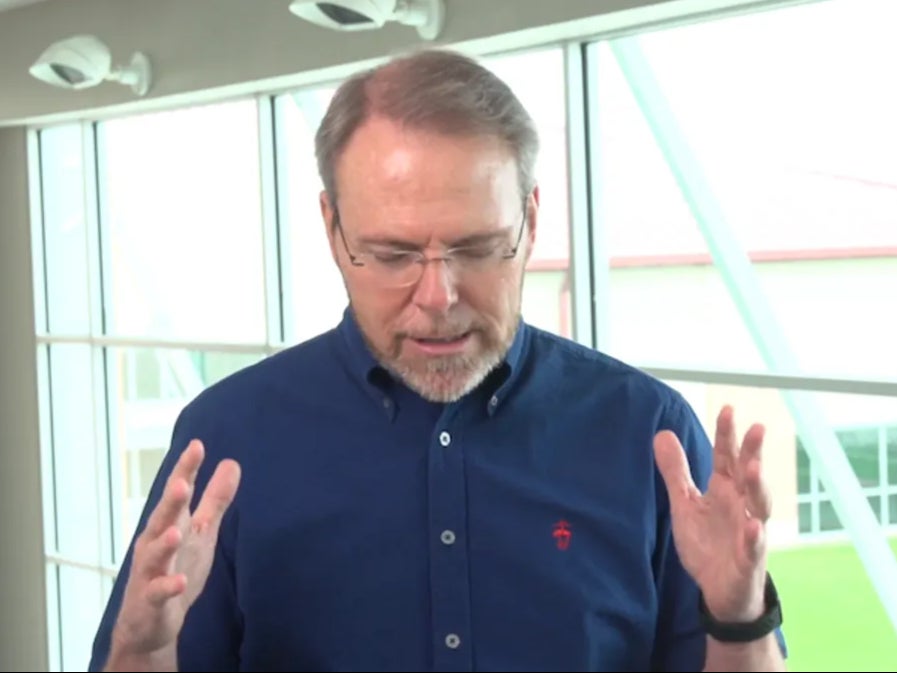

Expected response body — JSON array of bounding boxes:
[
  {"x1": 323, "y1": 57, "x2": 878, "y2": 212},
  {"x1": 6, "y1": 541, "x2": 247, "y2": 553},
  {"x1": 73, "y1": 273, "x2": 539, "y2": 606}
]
[
  {"x1": 742, "y1": 516, "x2": 765, "y2": 564},
  {"x1": 171, "y1": 439, "x2": 206, "y2": 490},
  {"x1": 742, "y1": 444, "x2": 772, "y2": 521},
  {"x1": 143, "y1": 471, "x2": 192, "y2": 540},
  {"x1": 737, "y1": 422, "x2": 765, "y2": 483},
  {"x1": 136, "y1": 524, "x2": 182, "y2": 580},
  {"x1": 713, "y1": 405, "x2": 739, "y2": 477},
  {"x1": 191, "y1": 459, "x2": 242, "y2": 533},
  {"x1": 145, "y1": 573, "x2": 188, "y2": 607},
  {"x1": 654, "y1": 430, "x2": 701, "y2": 510}
]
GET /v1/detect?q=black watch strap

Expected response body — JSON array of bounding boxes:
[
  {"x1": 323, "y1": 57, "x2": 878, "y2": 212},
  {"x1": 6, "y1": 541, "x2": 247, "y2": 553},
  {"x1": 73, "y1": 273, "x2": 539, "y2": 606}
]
[{"x1": 698, "y1": 572, "x2": 783, "y2": 643}]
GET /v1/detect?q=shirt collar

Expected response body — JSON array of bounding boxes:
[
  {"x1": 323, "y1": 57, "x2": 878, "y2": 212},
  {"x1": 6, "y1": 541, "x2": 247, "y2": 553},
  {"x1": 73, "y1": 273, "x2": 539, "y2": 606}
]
[
  {"x1": 336, "y1": 307, "x2": 530, "y2": 417},
  {"x1": 483, "y1": 317, "x2": 529, "y2": 416},
  {"x1": 337, "y1": 306, "x2": 384, "y2": 384}
]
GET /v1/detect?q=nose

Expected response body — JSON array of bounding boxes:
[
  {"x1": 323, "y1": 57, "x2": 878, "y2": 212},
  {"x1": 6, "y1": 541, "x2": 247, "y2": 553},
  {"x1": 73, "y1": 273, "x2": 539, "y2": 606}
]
[{"x1": 411, "y1": 259, "x2": 458, "y2": 313}]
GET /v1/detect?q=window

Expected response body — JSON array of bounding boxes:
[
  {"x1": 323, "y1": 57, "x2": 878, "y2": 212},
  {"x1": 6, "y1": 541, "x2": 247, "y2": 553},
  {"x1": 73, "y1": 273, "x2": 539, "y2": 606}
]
[
  {"x1": 482, "y1": 48, "x2": 572, "y2": 339},
  {"x1": 588, "y1": 0, "x2": 897, "y2": 379},
  {"x1": 274, "y1": 86, "x2": 347, "y2": 345},
  {"x1": 798, "y1": 425, "x2": 897, "y2": 535},
  {"x1": 100, "y1": 101, "x2": 267, "y2": 344},
  {"x1": 34, "y1": 100, "x2": 274, "y2": 672},
  {"x1": 107, "y1": 347, "x2": 262, "y2": 556}
]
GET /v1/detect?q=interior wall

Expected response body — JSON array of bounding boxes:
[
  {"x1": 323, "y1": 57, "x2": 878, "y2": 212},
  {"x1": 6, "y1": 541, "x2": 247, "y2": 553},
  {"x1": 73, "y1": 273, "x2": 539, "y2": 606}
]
[{"x1": 0, "y1": 126, "x2": 48, "y2": 672}]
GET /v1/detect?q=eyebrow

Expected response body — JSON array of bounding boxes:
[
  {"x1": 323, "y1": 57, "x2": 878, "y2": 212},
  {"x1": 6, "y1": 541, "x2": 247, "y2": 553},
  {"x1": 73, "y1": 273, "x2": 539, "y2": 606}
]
[
  {"x1": 356, "y1": 235, "x2": 422, "y2": 251},
  {"x1": 357, "y1": 229, "x2": 508, "y2": 251},
  {"x1": 448, "y1": 230, "x2": 508, "y2": 248}
]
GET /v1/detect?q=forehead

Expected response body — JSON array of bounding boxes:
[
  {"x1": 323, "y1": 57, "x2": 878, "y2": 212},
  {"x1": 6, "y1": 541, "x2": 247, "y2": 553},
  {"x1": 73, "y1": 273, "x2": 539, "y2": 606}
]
[{"x1": 334, "y1": 117, "x2": 521, "y2": 231}]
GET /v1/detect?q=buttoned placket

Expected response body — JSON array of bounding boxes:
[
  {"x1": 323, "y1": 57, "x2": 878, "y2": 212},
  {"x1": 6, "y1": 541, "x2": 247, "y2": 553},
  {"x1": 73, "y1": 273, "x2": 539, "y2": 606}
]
[{"x1": 427, "y1": 407, "x2": 474, "y2": 672}]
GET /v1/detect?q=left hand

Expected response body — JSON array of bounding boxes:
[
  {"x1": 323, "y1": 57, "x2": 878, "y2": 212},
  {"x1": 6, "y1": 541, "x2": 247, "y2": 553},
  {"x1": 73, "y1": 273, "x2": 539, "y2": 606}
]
[{"x1": 654, "y1": 404, "x2": 771, "y2": 622}]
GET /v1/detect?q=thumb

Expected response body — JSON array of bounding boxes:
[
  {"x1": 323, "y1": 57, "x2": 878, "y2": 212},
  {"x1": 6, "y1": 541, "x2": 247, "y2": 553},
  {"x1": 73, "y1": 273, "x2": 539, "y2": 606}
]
[{"x1": 654, "y1": 430, "x2": 700, "y2": 508}]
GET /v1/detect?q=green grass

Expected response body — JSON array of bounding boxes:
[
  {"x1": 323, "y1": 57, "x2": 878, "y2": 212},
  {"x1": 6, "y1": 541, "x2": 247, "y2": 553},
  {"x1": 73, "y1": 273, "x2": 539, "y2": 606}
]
[{"x1": 767, "y1": 536, "x2": 897, "y2": 671}]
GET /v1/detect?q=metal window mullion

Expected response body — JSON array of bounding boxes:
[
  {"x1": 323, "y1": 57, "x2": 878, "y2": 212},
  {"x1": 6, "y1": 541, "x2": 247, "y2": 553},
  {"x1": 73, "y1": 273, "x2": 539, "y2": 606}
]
[
  {"x1": 637, "y1": 365, "x2": 897, "y2": 398},
  {"x1": 86, "y1": 121, "x2": 117, "y2": 572},
  {"x1": 44, "y1": 553, "x2": 118, "y2": 578},
  {"x1": 564, "y1": 42, "x2": 598, "y2": 350},
  {"x1": 273, "y1": 95, "x2": 300, "y2": 348},
  {"x1": 30, "y1": 129, "x2": 63, "y2": 672},
  {"x1": 36, "y1": 333, "x2": 269, "y2": 353},
  {"x1": 28, "y1": 129, "x2": 49, "y2": 335},
  {"x1": 257, "y1": 95, "x2": 285, "y2": 350}
]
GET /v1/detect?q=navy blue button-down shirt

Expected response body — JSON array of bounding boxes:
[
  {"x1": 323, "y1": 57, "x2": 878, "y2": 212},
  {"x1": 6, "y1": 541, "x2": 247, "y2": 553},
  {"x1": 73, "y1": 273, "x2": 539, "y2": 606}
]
[{"x1": 90, "y1": 309, "x2": 719, "y2": 671}]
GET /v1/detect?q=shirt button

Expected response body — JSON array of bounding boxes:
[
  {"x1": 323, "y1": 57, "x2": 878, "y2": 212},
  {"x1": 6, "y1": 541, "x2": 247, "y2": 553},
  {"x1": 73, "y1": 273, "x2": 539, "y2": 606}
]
[
  {"x1": 445, "y1": 633, "x2": 461, "y2": 649},
  {"x1": 489, "y1": 395, "x2": 498, "y2": 408},
  {"x1": 439, "y1": 431, "x2": 451, "y2": 447},
  {"x1": 382, "y1": 398, "x2": 391, "y2": 408},
  {"x1": 440, "y1": 529, "x2": 456, "y2": 545}
]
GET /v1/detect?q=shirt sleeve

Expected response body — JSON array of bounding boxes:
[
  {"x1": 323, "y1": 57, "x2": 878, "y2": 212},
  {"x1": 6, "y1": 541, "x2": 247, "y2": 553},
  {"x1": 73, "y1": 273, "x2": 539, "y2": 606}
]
[
  {"x1": 88, "y1": 403, "x2": 242, "y2": 672},
  {"x1": 650, "y1": 394, "x2": 714, "y2": 672}
]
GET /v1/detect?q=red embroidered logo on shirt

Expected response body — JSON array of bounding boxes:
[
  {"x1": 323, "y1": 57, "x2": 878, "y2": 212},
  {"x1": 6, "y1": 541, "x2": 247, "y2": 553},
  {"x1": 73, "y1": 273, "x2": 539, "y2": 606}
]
[{"x1": 552, "y1": 520, "x2": 572, "y2": 550}]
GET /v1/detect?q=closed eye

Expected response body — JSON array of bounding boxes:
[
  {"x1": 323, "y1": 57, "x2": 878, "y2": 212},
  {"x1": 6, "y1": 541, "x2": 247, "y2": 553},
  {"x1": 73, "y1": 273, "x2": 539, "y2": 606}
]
[
  {"x1": 450, "y1": 245, "x2": 498, "y2": 260},
  {"x1": 371, "y1": 250, "x2": 417, "y2": 267}
]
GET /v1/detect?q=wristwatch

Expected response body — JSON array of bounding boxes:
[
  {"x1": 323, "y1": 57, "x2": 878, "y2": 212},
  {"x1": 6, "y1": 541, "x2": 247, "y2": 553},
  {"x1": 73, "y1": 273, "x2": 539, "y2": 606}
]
[{"x1": 698, "y1": 572, "x2": 783, "y2": 643}]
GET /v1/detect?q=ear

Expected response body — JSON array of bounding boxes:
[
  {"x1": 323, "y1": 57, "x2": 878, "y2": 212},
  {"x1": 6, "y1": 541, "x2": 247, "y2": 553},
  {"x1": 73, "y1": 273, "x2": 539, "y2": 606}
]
[
  {"x1": 524, "y1": 185, "x2": 539, "y2": 263},
  {"x1": 320, "y1": 190, "x2": 339, "y2": 264}
]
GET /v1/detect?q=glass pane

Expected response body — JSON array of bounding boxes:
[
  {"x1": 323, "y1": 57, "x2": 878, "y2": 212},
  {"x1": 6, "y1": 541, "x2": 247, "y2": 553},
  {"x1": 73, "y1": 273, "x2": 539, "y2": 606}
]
[
  {"x1": 100, "y1": 100, "x2": 267, "y2": 344},
  {"x1": 838, "y1": 427, "x2": 881, "y2": 488},
  {"x1": 796, "y1": 440, "x2": 811, "y2": 494},
  {"x1": 594, "y1": 0, "x2": 897, "y2": 378},
  {"x1": 107, "y1": 347, "x2": 263, "y2": 560},
  {"x1": 867, "y1": 495, "x2": 883, "y2": 524},
  {"x1": 797, "y1": 502, "x2": 812, "y2": 534},
  {"x1": 819, "y1": 500, "x2": 842, "y2": 531},
  {"x1": 888, "y1": 427, "x2": 897, "y2": 486},
  {"x1": 484, "y1": 48, "x2": 572, "y2": 339},
  {"x1": 662, "y1": 379, "x2": 897, "y2": 671},
  {"x1": 275, "y1": 86, "x2": 348, "y2": 344},
  {"x1": 48, "y1": 344, "x2": 104, "y2": 564},
  {"x1": 889, "y1": 494, "x2": 897, "y2": 527},
  {"x1": 58, "y1": 564, "x2": 106, "y2": 672},
  {"x1": 39, "y1": 124, "x2": 92, "y2": 335}
]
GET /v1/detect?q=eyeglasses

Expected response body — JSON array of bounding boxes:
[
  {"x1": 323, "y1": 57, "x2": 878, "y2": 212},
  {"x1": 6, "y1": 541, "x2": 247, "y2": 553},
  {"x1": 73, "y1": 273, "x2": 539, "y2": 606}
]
[{"x1": 334, "y1": 202, "x2": 528, "y2": 289}]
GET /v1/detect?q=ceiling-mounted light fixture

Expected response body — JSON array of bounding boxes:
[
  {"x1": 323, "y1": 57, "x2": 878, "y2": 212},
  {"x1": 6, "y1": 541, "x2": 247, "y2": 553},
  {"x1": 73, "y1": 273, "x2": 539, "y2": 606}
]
[
  {"x1": 289, "y1": 0, "x2": 445, "y2": 41},
  {"x1": 29, "y1": 34, "x2": 152, "y2": 96}
]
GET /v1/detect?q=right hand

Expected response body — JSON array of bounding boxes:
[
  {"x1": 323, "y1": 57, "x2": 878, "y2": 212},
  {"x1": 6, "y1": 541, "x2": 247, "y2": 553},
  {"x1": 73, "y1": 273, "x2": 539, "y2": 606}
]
[{"x1": 110, "y1": 439, "x2": 242, "y2": 659}]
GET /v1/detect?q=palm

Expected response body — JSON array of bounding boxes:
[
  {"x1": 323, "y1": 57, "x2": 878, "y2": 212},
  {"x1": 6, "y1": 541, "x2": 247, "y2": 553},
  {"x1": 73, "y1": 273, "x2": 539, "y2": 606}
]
[
  {"x1": 654, "y1": 405, "x2": 770, "y2": 622},
  {"x1": 113, "y1": 440, "x2": 241, "y2": 655}
]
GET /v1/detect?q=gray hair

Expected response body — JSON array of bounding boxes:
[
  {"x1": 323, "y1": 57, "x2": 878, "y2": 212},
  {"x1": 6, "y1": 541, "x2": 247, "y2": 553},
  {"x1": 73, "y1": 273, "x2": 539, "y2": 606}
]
[{"x1": 314, "y1": 48, "x2": 540, "y2": 210}]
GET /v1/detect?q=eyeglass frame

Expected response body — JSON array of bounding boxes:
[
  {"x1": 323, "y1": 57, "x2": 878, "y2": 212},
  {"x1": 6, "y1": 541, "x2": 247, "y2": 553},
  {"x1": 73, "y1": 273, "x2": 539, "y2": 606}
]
[{"x1": 332, "y1": 199, "x2": 529, "y2": 285}]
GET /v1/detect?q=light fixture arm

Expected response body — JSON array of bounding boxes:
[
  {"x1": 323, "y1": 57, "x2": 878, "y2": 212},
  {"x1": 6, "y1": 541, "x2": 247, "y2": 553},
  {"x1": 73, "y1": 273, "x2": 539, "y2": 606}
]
[
  {"x1": 107, "y1": 52, "x2": 152, "y2": 96},
  {"x1": 393, "y1": 0, "x2": 444, "y2": 40}
]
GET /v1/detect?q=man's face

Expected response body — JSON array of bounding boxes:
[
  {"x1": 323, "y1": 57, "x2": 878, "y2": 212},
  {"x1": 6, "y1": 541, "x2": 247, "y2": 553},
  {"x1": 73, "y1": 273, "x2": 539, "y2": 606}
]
[{"x1": 321, "y1": 116, "x2": 537, "y2": 403}]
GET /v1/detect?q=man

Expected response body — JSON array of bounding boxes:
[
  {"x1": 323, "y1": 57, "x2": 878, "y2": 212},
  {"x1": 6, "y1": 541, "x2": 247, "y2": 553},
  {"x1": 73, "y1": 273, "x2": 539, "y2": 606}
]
[{"x1": 89, "y1": 48, "x2": 786, "y2": 672}]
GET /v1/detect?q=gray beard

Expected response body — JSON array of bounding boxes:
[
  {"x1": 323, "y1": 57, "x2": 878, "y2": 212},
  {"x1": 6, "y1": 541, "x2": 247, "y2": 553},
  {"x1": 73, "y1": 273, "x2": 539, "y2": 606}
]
[
  {"x1": 352, "y1": 307, "x2": 519, "y2": 403},
  {"x1": 384, "y1": 348, "x2": 506, "y2": 403}
]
